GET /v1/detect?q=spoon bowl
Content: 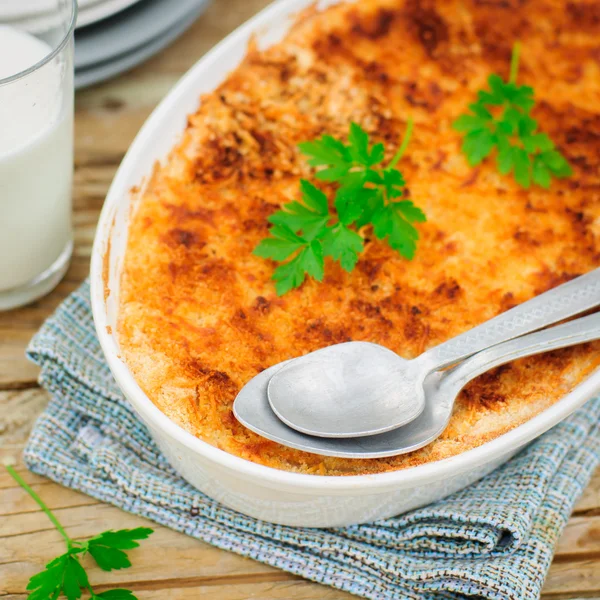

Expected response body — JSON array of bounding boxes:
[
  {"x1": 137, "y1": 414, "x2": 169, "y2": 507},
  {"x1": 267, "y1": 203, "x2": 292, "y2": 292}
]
[
  {"x1": 235, "y1": 364, "x2": 448, "y2": 458},
  {"x1": 267, "y1": 342, "x2": 426, "y2": 438},
  {"x1": 268, "y1": 268, "x2": 600, "y2": 438},
  {"x1": 234, "y1": 311, "x2": 600, "y2": 458}
]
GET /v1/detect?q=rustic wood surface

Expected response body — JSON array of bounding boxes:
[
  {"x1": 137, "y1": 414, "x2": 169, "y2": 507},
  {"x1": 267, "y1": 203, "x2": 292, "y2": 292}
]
[{"x1": 1, "y1": 1, "x2": 599, "y2": 598}]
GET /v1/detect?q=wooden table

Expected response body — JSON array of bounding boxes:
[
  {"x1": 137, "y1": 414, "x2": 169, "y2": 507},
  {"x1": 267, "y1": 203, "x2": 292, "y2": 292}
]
[{"x1": 1, "y1": 2, "x2": 600, "y2": 598}]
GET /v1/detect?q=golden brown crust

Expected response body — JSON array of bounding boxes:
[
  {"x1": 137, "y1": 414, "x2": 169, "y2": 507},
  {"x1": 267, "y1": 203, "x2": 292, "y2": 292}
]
[{"x1": 119, "y1": 0, "x2": 600, "y2": 475}]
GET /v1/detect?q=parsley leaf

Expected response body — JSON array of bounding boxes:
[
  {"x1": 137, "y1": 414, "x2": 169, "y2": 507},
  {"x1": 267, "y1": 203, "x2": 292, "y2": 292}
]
[
  {"x1": 453, "y1": 42, "x2": 572, "y2": 188},
  {"x1": 266, "y1": 180, "x2": 330, "y2": 240},
  {"x1": 271, "y1": 240, "x2": 324, "y2": 296},
  {"x1": 256, "y1": 119, "x2": 426, "y2": 294},
  {"x1": 85, "y1": 528, "x2": 154, "y2": 572},
  {"x1": 320, "y1": 223, "x2": 364, "y2": 272},
  {"x1": 92, "y1": 591, "x2": 138, "y2": 600},
  {"x1": 298, "y1": 135, "x2": 351, "y2": 180},
  {"x1": 254, "y1": 183, "x2": 329, "y2": 295},
  {"x1": 371, "y1": 201, "x2": 426, "y2": 260},
  {"x1": 5, "y1": 465, "x2": 153, "y2": 600},
  {"x1": 26, "y1": 550, "x2": 88, "y2": 600},
  {"x1": 253, "y1": 225, "x2": 305, "y2": 262}
]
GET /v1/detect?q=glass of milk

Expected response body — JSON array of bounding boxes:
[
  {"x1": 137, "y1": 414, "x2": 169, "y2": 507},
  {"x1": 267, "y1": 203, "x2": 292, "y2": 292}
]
[{"x1": 0, "y1": 0, "x2": 76, "y2": 310}]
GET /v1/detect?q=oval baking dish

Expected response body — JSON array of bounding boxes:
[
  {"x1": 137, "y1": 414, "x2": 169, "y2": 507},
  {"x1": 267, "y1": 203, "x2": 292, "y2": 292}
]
[{"x1": 90, "y1": 0, "x2": 600, "y2": 527}]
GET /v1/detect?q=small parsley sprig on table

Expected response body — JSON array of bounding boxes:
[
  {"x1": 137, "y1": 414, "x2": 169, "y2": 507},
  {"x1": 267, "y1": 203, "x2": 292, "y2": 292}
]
[
  {"x1": 453, "y1": 42, "x2": 572, "y2": 188},
  {"x1": 254, "y1": 119, "x2": 426, "y2": 295},
  {"x1": 6, "y1": 465, "x2": 153, "y2": 600}
]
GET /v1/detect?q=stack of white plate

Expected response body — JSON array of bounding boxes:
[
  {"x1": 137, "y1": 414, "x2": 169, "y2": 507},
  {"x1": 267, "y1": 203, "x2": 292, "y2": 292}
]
[{"x1": 0, "y1": 0, "x2": 211, "y2": 89}]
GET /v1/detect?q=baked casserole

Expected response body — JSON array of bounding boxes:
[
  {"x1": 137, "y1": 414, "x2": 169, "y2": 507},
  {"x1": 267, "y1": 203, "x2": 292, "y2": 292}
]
[{"x1": 119, "y1": 0, "x2": 600, "y2": 475}]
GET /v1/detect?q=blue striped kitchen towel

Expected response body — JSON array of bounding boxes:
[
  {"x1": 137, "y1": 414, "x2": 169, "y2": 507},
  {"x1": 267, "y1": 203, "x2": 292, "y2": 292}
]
[{"x1": 24, "y1": 280, "x2": 600, "y2": 600}]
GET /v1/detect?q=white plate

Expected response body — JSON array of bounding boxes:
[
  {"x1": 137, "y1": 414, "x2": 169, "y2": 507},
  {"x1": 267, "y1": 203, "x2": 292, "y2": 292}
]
[
  {"x1": 77, "y1": 0, "x2": 145, "y2": 29},
  {"x1": 75, "y1": 1, "x2": 209, "y2": 89},
  {"x1": 0, "y1": 0, "x2": 98, "y2": 20},
  {"x1": 74, "y1": 0, "x2": 209, "y2": 71},
  {"x1": 1, "y1": 0, "x2": 144, "y2": 31},
  {"x1": 90, "y1": 0, "x2": 600, "y2": 528}
]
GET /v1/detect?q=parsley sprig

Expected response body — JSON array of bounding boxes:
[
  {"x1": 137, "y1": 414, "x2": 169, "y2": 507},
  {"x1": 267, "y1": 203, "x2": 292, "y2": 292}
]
[
  {"x1": 6, "y1": 465, "x2": 153, "y2": 600},
  {"x1": 453, "y1": 42, "x2": 572, "y2": 188},
  {"x1": 254, "y1": 120, "x2": 426, "y2": 295}
]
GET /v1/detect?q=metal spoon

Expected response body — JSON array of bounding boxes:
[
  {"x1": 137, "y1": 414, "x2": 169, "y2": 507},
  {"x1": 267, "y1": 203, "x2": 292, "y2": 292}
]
[
  {"x1": 267, "y1": 268, "x2": 600, "y2": 438},
  {"x1": 233, "y1": 311, "x2": 600, "y2": 458}
]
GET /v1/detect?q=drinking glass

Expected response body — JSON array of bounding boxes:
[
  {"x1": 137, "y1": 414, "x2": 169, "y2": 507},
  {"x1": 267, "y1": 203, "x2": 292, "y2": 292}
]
[{"x1": 0, "y1": 0, "x2": 77, "y2": 310}]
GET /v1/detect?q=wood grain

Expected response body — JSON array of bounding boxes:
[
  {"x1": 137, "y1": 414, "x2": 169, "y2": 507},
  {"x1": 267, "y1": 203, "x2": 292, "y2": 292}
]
[
  {"x1": 0, "y1": 0, "x2": 598, "y2": 598},
  {"x1": 1, "y1": 581, "x2": 352, "y2": 600}
]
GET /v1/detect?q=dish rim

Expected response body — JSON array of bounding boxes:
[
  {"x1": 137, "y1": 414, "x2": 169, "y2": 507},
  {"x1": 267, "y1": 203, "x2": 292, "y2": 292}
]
[{"x1": 89, "y1": 0, "x2": 600, "y2": 494}]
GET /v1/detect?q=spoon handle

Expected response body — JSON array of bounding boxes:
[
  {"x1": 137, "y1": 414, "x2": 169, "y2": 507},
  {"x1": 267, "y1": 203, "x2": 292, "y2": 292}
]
[
  {"x1": 423, "y1": 267, "x2": 600, "y2": 371},
  {"x1": 443, "y1": 311, "x2": 600, "y2": 391}
]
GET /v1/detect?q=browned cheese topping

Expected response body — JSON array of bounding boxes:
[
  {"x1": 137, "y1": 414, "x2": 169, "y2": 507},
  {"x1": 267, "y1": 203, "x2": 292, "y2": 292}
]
[{"x1": 119, "y1": 0, "x2": 600, "y2": 475}]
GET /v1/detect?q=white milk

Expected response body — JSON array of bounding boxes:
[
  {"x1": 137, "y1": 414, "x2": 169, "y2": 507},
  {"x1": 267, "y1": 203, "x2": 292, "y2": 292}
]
[{"x1": 0, "y1": 25, "x2": 73, "y2": 296}]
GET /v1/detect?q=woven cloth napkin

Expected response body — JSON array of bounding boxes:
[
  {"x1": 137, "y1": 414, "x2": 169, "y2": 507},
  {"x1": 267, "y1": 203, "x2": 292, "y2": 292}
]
[{"x1": 24, "y1": 280, "x2": 600, "y2": 600}]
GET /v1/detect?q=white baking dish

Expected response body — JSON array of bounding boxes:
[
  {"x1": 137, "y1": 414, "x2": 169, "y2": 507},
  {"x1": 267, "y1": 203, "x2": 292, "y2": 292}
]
[{"x1": 90, "y1": 0, "x2": 600, "y2": 527}]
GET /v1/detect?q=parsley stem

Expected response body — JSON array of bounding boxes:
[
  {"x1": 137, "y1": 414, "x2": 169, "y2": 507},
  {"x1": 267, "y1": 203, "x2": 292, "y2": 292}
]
[
  {"x1": 509, "y1": 42, "x2": 521, "y2": 84},
  {"x1": 5, "y1": 465, "x2": 72, "y2": 548},
  {"x1": 388, "y1": 118, "x2": 414, "y2": 169}
]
